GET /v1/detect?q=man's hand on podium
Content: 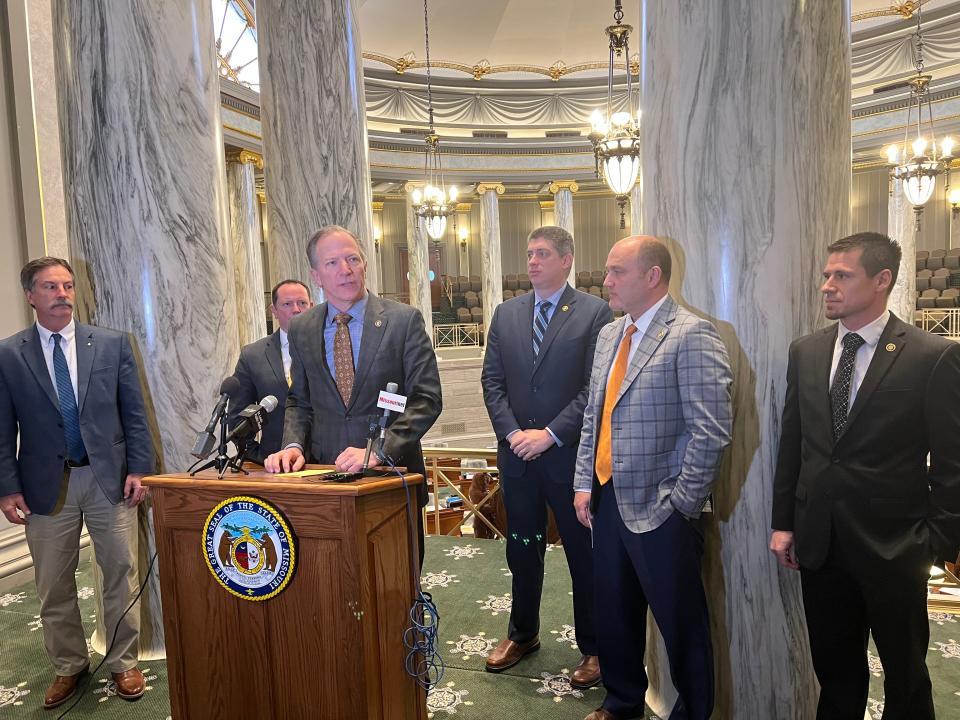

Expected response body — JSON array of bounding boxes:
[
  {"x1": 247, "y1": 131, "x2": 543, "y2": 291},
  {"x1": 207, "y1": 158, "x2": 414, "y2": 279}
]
[
  {"x1": 335, "y1": 447, "x2": 379, "y2": 474},
  {"x1": 265, "y1": 447, "x2": 306, "y2": 473}
]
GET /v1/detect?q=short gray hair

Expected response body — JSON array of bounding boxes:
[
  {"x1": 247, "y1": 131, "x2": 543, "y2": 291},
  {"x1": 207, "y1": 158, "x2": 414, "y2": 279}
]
[
  {"x1": 527, "y1": 225, "x2": 574, "y2": 258},
  {"x1": 306, "y1": 225, "x2": 367, "y2": 268}
]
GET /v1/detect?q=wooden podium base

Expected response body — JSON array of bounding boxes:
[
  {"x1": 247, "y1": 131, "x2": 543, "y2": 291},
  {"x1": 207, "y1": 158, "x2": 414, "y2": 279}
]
[{"x1": 144, "y1": 466, "x2": 428, "y2": 720}]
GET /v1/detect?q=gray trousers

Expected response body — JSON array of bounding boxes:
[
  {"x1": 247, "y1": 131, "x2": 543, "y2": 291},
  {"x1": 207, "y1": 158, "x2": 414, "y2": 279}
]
[{"x1": 24, "y1": 466, "x2": 139, "y2": 675}]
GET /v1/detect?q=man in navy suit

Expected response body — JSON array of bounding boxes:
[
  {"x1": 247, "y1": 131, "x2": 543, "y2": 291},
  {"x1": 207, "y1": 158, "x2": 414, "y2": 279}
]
[
  {"x1": 0, "y1": 257, "x2": 155, "y2": 708},
  {"x1": 481, "y1": 226, "x2": 612, "y2": 687},
  {"x1": 229, "y1": 279, "x2": 313, "y2": 464}
]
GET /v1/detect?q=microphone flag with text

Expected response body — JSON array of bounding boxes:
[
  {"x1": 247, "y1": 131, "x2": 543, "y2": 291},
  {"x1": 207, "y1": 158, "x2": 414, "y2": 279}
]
[{"x1": 225, "y1": 395, "x2": 279, "y2": 446}]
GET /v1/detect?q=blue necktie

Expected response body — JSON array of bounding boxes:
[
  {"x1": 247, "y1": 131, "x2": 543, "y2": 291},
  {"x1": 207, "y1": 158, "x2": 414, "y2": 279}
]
[
  {"x1": 52, "y1": 333, "x2": 86, "y2": 462},
  {"x1": 533, "y1": 301, "x2": 552, "y2": 356}
]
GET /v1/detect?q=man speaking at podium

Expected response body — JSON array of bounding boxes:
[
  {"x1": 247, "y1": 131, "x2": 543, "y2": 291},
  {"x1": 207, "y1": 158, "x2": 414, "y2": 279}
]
[{"x1": 265, "y1": 226, "x2": 442, "y2": 565}]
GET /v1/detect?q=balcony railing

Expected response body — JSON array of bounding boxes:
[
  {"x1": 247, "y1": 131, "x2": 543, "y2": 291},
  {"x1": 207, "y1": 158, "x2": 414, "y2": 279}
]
[
  {"x1": 433, "y1": 323, "x2": 482, "y2": 348},
  {"x1": 421, "y1": 447, "x2": 502, "y2": 539},
  {"x1": 920, "y1": 308, "x2": 960, "y2": 338}
]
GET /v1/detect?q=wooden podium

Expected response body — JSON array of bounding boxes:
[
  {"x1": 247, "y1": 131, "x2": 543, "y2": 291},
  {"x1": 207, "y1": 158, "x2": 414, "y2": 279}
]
[{"x1": 143, "y1": 467, "x2": 428, "y2": 720}]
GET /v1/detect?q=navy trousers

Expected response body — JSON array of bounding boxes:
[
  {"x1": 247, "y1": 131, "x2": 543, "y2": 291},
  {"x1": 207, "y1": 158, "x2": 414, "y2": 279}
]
[
  {"x1": 593, "y1": 484, "x2": 713, "y2": 720},
  {"x1": 501, "y1": 453, "x2": 597, "y2": 656}
]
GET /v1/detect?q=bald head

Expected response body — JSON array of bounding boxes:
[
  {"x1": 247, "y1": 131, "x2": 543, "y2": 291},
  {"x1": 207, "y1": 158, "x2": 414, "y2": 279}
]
[
  {"x1": 604, "y1": 235, "x2": 672, "y2": 318},
  {"x1": 614, "y1": 236, "x2": 672, "y2": 284}
]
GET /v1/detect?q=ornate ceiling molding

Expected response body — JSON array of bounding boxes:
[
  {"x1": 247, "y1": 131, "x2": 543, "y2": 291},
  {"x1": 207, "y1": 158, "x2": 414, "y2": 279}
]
[
  {"x1": 852, "y1": 1, "x2": 925, "y2": 23},
  {"x1": 362, "y1": 52, "x2": 639, "y2": 82}
]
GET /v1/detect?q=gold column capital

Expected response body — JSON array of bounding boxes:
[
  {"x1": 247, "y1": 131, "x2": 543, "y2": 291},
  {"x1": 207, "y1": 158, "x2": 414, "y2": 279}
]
[
  {"x1": 549, "y1": 180, "x2": 579, "y2": 195},
  {"x1": 403, "y1": 180, "x2": 426, "y2": 193},
  {"x1": 476, "y1": 182, "x2": 505, "y2": 196},
  {"x1": 539, "y1": 200, "x2": 555, "y2": 211},
  {"x1": 455, "y1": 202, "x2": 472, "y2": 213},
  {"x1": 225, "y1": 149, "x2": 264, "y2": 170},
  {"x1": 371, "y1": 201, "x2": 385, "y2": 212}
]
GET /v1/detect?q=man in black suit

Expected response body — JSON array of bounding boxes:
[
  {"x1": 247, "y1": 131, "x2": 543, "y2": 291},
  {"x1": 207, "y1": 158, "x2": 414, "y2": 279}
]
[
  {"x1": 481, "y1": 226, "x2": 612, "y2": 686},
  {"x1": 229, "y1": 279, "x2": 313, "y2": 464},
  {"x1": 0, "y1": 257, "x2": 155, "y2": 708},
  {"x1": 771, "y1": 232, "x2": 960, "y2": 720},
  {"x1": 264, "y1": 226, "x2": 442, "y2": 564}
]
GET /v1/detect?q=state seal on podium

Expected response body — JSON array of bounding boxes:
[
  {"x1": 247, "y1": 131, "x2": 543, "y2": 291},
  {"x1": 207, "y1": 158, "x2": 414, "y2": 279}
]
[{"x1": 202, "y1": 496, "x2": 296, "y2": 601}]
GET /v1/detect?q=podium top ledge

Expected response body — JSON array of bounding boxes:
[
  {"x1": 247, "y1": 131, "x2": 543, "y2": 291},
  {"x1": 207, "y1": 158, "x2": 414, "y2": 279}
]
[{"x1": 142, "y1": 465, "x2": 423, "y2": 497}]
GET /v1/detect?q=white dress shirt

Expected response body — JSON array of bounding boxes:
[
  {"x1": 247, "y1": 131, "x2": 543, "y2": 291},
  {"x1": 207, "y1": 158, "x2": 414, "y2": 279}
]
[
  {"x1": 829, "y1": 310, "x2": 890, "y2": 410},
  {"x1": 35, "y1": 319, "x2": 79, "y2": 403},
  {"x1": 608, "y1": 294, "x2": 670, "y2": 383},
  {"x1": 279, "y1": 329, "x2": 291, "y2": 382}
]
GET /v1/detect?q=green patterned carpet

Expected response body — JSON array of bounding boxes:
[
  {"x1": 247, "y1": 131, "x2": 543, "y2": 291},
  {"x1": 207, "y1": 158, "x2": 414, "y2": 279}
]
[{"x1": 0, "y1": 535, "x2": 958, "y2": 718}]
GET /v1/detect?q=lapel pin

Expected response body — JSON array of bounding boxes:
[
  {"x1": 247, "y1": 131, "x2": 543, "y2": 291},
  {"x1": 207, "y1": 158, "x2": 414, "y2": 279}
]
[
  {"x1": 561, "y1": 305, "x2": 570, "y2": 312},
  {"x1": 885, "y1": 342, "x2": 896, "y2": 352},
  {"x1": 657, "y1": 329, "x2": 665, "y2": 340},
  {"x1": 375, "y1": 320, "x2": 383, "y2": 328},
  {"x1": 87, "y1": 342, "x2": 92, "y2": 346}
]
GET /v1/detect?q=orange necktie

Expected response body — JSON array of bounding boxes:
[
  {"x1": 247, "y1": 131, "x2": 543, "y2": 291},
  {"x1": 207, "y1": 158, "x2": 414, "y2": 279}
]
[{"x1": 595, "y1": 324, "x2": 637, "y2": 485}]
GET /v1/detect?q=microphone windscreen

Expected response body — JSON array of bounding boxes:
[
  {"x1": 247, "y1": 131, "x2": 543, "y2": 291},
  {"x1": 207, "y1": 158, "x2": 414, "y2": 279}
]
[
  {"x1": 261, "y1": 395, "x2": 279, "y2": 412},
  {"x1": 386, "y1": 382, "x2": 399, "y2": 393},
  {"x1": 220, "y1": 376, "x2": 242, "y2": 397}
]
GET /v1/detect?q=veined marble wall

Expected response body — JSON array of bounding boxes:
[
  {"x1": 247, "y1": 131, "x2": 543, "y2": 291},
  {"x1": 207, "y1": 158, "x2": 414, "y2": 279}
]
[
  {"x1": 257, "y1": 0, "x2": 378, "y2": 294},
  {"x1": 887, "y1": 179, "x2": 918, "y2": 323},
  {"x1": 640, "y1": 1, "x2": 849, "y2": 717}
]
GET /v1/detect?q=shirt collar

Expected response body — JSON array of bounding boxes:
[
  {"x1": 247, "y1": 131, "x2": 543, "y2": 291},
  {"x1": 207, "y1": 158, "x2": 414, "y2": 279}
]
[
  {"x1": 326, "y1": 291, "x2": 368, "y2": 327},
  {"x1": 36, "y1": 318, "x2": 76, "y2": 346},
  {"x1": 626, "y1": 294, "x2": 670, "y2": 335},
  {"x1": 534, "y1": 283, "x2": 568, "y2": 309},
  {"x1": 838, "y1": 310, "x2": 889, "y2": 349}
]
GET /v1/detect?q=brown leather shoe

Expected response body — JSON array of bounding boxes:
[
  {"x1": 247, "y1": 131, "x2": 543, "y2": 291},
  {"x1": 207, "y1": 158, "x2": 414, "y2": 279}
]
[
  {"x1": 111, "y1": 668, "x2": 145, "y2": 701},
  {"x1": 484, "y1": 636, "x2": 540, "y2": 672},
  {"x1": 584, "y1": 708, "x2": 619, "y2": 720},
  {"x1": 43, "y1": 667, "x2": 88, "y2": 709},
  {"x1": 570, "y1": 654, "x2": 601, "y2": 689}
]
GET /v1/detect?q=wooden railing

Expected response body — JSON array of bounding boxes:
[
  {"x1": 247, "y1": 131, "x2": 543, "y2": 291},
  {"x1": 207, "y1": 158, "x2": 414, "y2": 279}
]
[
  {"x1": 920, "y1": 308, "x2": 960, "y2": 338},
  {"x1": 421, "y1": 447, "x2": 502, "y2": 539},
  {"x1": 433, "y1": 323, "x2": 482, "y2": 348}
]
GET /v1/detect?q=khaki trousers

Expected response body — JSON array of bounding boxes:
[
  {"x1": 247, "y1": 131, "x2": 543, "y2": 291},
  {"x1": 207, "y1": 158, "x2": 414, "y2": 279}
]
[{"x1": 24, "y1": 466, "x2": 139, "y2": 675}]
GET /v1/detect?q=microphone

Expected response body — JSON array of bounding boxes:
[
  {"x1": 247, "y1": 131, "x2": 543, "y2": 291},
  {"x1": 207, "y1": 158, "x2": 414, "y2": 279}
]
[
  {"x1": 191, "y1": 376, "x2": 241, "y2": 459},
  {"x1": 225, "y1": 395, "x2": 279, "y2": 446},
  {"x1": 364, "y1": 383, "x2": 406, "y2": 470}
]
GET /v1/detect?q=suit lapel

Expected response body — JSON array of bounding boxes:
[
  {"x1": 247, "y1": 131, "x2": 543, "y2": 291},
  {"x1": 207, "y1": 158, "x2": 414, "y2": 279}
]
[
  {"x1": 816, "y1": 325, "x2": 838, "y2": 444},
  {"x1": 532, "y1": 284, "x2": 575, "y2": 378},
  {"x1": 514, "y1": 292, "x2": 536, "y2": 378},
  {"x1": 614, "y1": 297, "x2": 676, "y2": 407},
  {"x1": 264, "y1": 331, "x2": 285, "y2": 385},
  {"x1": 838, "y1": 315, "x2": 906, "y2": 442},
  {"x1": 76, "y1": 325, "x2": 96, "y2": 413},
  {"x1": 350, "y1": 294, "x2": 387, "y2": 411},
  {"x1": 20, "y1": 327, "x2": 60, "y2": 411}
]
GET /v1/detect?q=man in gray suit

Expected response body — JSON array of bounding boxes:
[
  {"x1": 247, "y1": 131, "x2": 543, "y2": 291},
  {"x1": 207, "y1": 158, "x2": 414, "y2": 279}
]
[
  {"x1": 229, "y1": 279, "x2": 313, "y2": 464},
  {"x1": 0, "y1": 257, "x2": 155, "y2": 708},
  {"x1": 573, "y1": 237, "x2": 733, "y2": 720},
  {"x1": 481, "y1": 226, "x2": 611, "y2": 686},
  {"x1": 265, "y1": 226, "x2": 442, "y2": 564}
]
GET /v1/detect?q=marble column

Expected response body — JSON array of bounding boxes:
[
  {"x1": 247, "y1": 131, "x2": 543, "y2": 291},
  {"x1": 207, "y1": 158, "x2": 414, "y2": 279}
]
[
  {"x1": 53, "y1": 0, "x2": 241, "y2": 658},
  {"x1": 640, "y1": 2, "x2": 849, "y2": 717},
  {"x1": 227, "y1": 149, "x2": 268, "y2": 346},
  {"x1": 477, "y1": 183, "x2": 505, "y2": 335},
  {"x1": 630, "y1": 180, "x2": 643, "y2": 235},
  {"x1": 257, "y1": 0, "x2": 379, "y2": 296},
  {"x1": 550, "y1": 181, "x2": 578, "y2": 279},
  {"x1": 887, "y1": 179, "x2": 918, "y2": 323},
  {"x1": 404, "y1": 183, "x2": 434, "y2": 342}
]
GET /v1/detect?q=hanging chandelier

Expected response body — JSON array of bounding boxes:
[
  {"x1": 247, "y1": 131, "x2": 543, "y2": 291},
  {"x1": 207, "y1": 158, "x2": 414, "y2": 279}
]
[
  {"x1": 410, "y1": 0, "x2": 457, "y2": 241},
  {"x1": 588, "y1": 0, "x2": 641, "y2": 227},
  {"x1": 882, "y1": 2, "x2": 954, "y2": 230}
]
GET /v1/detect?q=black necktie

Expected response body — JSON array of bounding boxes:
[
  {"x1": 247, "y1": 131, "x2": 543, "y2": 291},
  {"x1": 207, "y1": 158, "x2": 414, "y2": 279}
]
[{"x1": 830, "y1": 332, "x2": 866, "y2": 441}]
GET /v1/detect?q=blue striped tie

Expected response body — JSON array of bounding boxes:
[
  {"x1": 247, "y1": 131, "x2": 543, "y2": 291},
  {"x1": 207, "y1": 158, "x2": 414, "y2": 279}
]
[
  {"x1": 533, "y1": 301, "x2": 552, "y2": 356},
  {"x1": 52, "y1": 334, "x2": 86, "y2": 462}
]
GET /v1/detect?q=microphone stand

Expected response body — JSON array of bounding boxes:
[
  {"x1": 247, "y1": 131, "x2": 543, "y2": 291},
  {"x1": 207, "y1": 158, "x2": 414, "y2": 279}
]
[
  {"x1": 361, "y1": 414, "x2": 380, "y2": 472},
  {"x1": 188, "y1": 411, "x2": 231, "y2": 478},
  {"x1": 225, "y1": 439, "x2": 255, "y2": 476}
]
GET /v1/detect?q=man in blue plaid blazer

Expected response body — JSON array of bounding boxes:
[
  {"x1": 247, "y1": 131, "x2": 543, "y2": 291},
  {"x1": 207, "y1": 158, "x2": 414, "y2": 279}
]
[{"x1": 573, "y1": 236, "x2": 733, "y2": 720}]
